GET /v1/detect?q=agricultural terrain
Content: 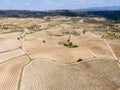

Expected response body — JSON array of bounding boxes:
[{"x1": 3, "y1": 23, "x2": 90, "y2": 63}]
[{"x1": 0, "y1": 16, "x2": 120, "y2": 90}]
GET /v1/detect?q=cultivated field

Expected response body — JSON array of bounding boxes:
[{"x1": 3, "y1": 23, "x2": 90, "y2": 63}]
[
  {"x1": 20, "y1": 59, "x2": 120, "y2": 90},
  {"x1": 0, "y1": 55, "x2": 29, "y2": 90},
  {"x1": 0, "y1": 16, "x2": 120, "y2": 90}
]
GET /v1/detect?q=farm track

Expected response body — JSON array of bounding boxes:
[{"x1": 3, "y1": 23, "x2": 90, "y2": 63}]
[
  {"x1": 17, "y1": 34, "x2": 34, "y2": 90},
  {"x1": 104, "y1": 39, "x2": 118, "y2": 60},
  {"x1": 104, "y1": 39, "x2": 120, "y2": 67}
]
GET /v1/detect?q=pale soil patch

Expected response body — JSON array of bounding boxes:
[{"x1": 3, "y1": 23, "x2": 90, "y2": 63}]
[
  {"x1": 0, "y1": 38, "x2": 21, "y2": 52},
  {"x1": 40, "y1": 22, "x2": 50, "y2": 29},
  {"x1": 0, "y1": 49, "x2": 25, "y2": 63},
  {"x1": 21, "y1": 39, "x2": 94, "y2": 63},
  {"x1": 92, "y1": 17, "x2": 106, "y2": 21},
  {"x1": 30, "y1": 47, "x2": 94, "y2": 63},
  {"x1": 24, "y1": 30, "x2": 48, "y2": 40},
  {"x1": 21, "y1": 31, "x2": 116, "y2": 63},
  {"x1": 24, "y1": 31, "x2": 68, "y2": 43},
  {"x1": 79, "y1": 38, "x2": 114, "y2": 59},
  {"x1": 0, "y1": 55, "x2": 29, "y2": 90},
  {"x1": 0, "y1": 32, "x2": 21, "y2": 39},
  {"x1": 61, "y1": 24, "x2": 72, "y2": 29},
  {"x1": 83, "y1": 31, "x2": 102, "y2": 38},
  {"x1": 20, "y1": 59, "x2": 120, "y2": 90},
  {"x1": 69, "y1": 31, "x2": 102, "y2": 46}
]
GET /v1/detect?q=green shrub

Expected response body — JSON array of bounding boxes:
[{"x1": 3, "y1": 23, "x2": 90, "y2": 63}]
[
  {"x1": 77, "y1": 58, "x2": 83, "y2": 62},
  {"x1": 59, "y1": 41, "x2": 79, "y2": 48}
]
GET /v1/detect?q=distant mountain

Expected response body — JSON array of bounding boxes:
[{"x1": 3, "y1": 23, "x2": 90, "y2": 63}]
[{"x1": 76, "y1": 6, "x2": 120, "y2": 11}]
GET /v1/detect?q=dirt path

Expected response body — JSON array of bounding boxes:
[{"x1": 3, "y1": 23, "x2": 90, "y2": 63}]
[
  {"x1": 88, "y1": 49, "x2": 97, "y2": 57},
  {"x1": 104, "y1": 39, "x2": 118, "y2": 60}
]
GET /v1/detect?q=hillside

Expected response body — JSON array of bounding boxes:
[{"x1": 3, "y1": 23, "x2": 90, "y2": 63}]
[{"x1": 0, "y1": 10, "x2": 120, "y2": 20}]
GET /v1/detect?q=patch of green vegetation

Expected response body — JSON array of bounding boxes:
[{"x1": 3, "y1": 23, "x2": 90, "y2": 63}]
[
  {"x1": 110, "y1": 19, "x2": 120, "y2": 24},
  {"x1": 105, "y1": 33, "x2": 120, "y2": 39},
  {"x1": 27, "y1": 24, "x2": 41, "y2": 31},
  {"x1": 48, "y1": 33, "x2": 64, "y2": 37},
  {"x1": 63, "y1": 31, "x2": 80, "y2": 36},
  {"x1": 59, "y1": 41, "x2": 79, "y2": 48},
  {"x1": 69, "y1": 22, "x2": 83, "y2": 29},
  {"x1": 59, "y1": 34, "x2": 79, "y2": 48},
  {"x1": 0, "y1": 25, "x2": 8, "y2": 30},
  {"x1": 44, "y1": 17, "x2": 51, "y2": 22},
  {"x1": 109, "y1": 28, "x2": 120, "y2": 32},
  {"x1": 70, "y1": 17, "x2": 81, "y2": 23}
]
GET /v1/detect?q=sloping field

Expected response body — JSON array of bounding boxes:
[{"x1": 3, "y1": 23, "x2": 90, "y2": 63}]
[
  {"x1": 21, "y1": 39, "x2": 94, "y2": 63},
  {"x1": 0, "y1": 49, "x2": 25, "y2": 63},
  {"x1": 0, "y1": 17, "x2": 120, "y2": 90},
  {"x1": 0, "y1": 38, "x2": 21, "y2": 52},
  {"x1": 107, "y1": 40, "x2": 120, "y2": 59},
  {"x1": 0, "y1": 32, "x2": 21, "y2": 38},
  {"x1": 30, "y1": 47, "x2": 94, "y2": 63},
  {"x1": 79, "y1": 38, "x2": 114, "y2": 59},
  {"x1": 21, "y1": 34, "x2": 115, "y2": 63},
  {"x1": 20, "y1": 59, "x2": 120, "y2": 90},
  {"x1": 0, "y1": 55, "x2": 29, "y2": 90}
]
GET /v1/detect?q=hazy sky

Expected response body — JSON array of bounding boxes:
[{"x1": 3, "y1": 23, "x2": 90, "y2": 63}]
[{"x1": 0, "y1": 0, "x2": 120, "y2": 11}]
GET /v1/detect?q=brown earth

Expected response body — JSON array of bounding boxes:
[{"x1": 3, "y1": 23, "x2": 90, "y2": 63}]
[
  {"x1": 107, "y1": 39, "x2": 120, "y2": 59},
  {"x1": 0, "y1": 17, "x2": 120, "y2": 90},
  {"x1": 20, "y1": 59, "x2": 120, "y2": 90},
  {"x1": 0, "y1": 55, "x2": 29, "y2": 90}
]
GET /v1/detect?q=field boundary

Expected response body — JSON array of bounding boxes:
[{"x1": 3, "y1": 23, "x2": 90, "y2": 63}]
[{"x1": 104, "y1": 39, "x2": 118, "y2": 60}]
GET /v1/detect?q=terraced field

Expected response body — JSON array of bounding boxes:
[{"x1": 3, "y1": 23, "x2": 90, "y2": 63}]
[{"x1": 0, "y1": 17, "x2": 120, "y2": 90}]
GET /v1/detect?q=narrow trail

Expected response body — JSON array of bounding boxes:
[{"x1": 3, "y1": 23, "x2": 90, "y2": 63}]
[
  {"x1": 104, "y1": 39, "x2": 120, "y2": 67},
  {"x1": 17, "y1": 35, "x2": 33, "y2": 90},
  {"x1": 0, "y1": 48, "x2": 19, "y2": 53},
  {"x1": 18, "y1": 38, "x2": 32, "y2": 61},
  {"x1": 104, "y1": 39, "x2": 118, "y2": 60},
  {"x1": 88, "y1": 49, "x2": 97, "y2": 57}
]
